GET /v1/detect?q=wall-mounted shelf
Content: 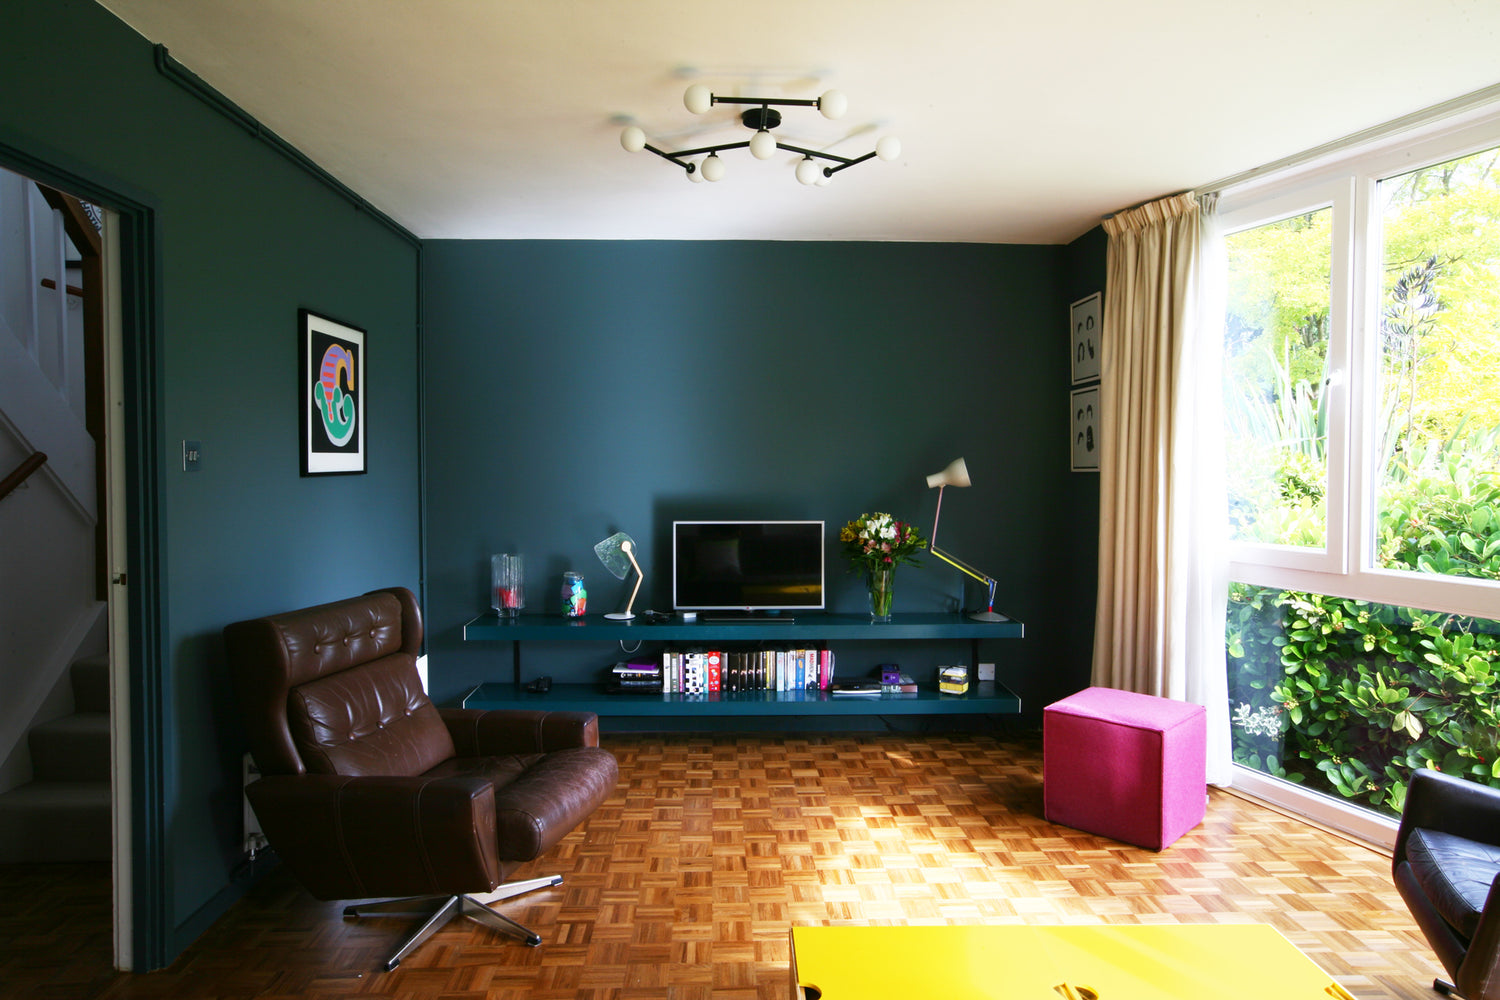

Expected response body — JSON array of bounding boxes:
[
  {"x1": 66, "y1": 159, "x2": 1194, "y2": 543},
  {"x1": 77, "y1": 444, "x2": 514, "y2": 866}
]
[
  {"x1": 460, "y1": 610, "x2": 1025, "y2": 721},
  {"x1": 461, "y1": 680, "x2": 1020, "y2": 717}
]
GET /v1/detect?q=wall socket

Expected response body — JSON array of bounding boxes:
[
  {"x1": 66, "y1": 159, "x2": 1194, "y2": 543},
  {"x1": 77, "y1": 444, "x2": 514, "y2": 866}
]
[
  {"x1": 978, "y1": 662, "x2": 996, "y2": 681},
  {"x1": 182, "y1": 439, "x2": 202, "y2": 472}
]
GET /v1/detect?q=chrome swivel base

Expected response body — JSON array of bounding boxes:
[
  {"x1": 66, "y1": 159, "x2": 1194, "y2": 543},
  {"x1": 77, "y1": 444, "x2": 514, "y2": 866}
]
[{"x1": 344, "y1": 874, "x2": 565, "y2": 971}]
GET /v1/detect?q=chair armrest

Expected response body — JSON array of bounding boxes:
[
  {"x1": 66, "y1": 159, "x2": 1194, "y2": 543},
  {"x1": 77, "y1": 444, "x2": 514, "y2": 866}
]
[
  {"x1": 246, "y1": 773, "x2": 500, "y2": 900},
  {"x1": 1457, "y1": 873, "x2": 1500, "y2": 1000},
  {"x1": 441, "y1": 708, "x2": 601, "y2": 756},
  {"x1": 1397, "y1": 769, "x2": 1500, "y2": 868}
]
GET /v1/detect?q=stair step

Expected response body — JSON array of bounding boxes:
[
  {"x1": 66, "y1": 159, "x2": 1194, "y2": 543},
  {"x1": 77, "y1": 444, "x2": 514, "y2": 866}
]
[
  {"x1": 71, "y1": 656, "x2": 110, "y2": 714},
  {"x1": 0, "y1": 781, "x2": 110, "y2": 863},
  {"x1": 28, "y1": 713, "x2": 110, "y2": 782}
]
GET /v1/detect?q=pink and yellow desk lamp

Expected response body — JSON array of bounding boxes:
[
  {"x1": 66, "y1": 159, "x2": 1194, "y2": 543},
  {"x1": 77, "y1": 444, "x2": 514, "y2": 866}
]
[{"x1": 925, "y1": 457, "x2": 1005, "y2": 622}]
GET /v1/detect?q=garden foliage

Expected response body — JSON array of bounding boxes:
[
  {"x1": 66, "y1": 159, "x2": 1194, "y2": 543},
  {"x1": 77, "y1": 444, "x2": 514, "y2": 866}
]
[{"x1": 1226, "y1": 423, "x2": 1500, "y2": 816}]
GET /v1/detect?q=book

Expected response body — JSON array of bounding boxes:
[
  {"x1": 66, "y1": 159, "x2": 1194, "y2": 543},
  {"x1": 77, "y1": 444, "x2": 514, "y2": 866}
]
[
  {"x1": 939, "y1": 664, "x2": 970, "y2": 695},
  {"x1": 684, "y1": 651, "x2": 706, "y2": 694}
]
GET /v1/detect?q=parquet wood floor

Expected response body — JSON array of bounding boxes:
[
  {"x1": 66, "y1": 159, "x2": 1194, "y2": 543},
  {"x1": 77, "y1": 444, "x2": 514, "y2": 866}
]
[{"x1": 0, "y1": 733, "x2": 1444, "y2": 999}]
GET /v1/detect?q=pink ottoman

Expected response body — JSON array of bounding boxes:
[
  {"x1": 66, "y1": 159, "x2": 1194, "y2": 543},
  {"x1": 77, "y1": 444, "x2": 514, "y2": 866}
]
[{"x1": 1043, "y1": 686, "x2": 1206, "y2": 850}]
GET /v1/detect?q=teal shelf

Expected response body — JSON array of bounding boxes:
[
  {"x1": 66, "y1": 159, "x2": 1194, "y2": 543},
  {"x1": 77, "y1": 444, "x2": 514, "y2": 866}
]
[
  {"x1": 461, "y1": 680, "x2": 1020, "y2": 717},
  {"x1": 459, "y1": 610, "x2": 1025, "y2": 721},
  {"x1": 462, "y1": 610, "x2": 1023, "y2": 643}
]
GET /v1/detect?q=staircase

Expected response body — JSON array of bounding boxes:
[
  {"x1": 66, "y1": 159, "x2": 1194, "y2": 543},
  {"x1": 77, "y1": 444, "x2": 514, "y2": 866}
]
[{"x1": 0, "y1": 656, "x2": 111, "y2": 863}]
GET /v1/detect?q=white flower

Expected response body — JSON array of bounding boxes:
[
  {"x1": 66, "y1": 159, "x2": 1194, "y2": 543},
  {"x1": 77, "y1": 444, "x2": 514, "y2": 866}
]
[{"x1": 1232, "y1": 703, "x2": 1282, "y2": 739}]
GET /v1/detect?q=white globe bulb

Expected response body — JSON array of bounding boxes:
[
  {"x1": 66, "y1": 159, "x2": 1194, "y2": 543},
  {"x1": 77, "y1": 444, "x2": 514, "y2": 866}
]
[
  {"x1": 876, "y1": 135, "x2": 901, "y2": 161},
  {"x1": 796, "y1": 157, "x2": 822, "y2": 186},
  {"x1": 687, "y1": 162, "x2": 704, "y2": 182},
  {"x1": 749, "y1": 129, "x2": 777, "y2": 160},
  {"x1": 818, "y1": 89, "x2": 847, "y2": 120},
  {"x1": 701, "y1": 153, "x2": 725, "y2": 182},
  {"x1": 620, "y1": 126, "x2": 646, "y2": 153},
  {"x1": 684, "y1": 84, "x2": 712, "y2": 115}
]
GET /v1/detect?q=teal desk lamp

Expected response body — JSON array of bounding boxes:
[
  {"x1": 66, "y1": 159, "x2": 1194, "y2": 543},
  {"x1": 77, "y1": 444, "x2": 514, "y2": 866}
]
[
  {"x1": 925, "y1": 458, "x2": 1005, "y2": 622},
  {"x1": 594, "y1": 531, "x2": 643, "y2": 621}
]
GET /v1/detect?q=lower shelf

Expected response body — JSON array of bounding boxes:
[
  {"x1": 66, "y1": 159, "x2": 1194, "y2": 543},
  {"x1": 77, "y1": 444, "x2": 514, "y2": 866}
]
[{"x1": 460, "y1": 681, "x2": 1020, "y2": 717}]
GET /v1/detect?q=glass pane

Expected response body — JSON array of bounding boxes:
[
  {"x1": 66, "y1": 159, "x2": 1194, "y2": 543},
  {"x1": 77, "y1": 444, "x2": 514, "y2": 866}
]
[
  {"x1": 1223, "y1": 209, "x2": 1334, "y2": 548},
  {"x1": 1226, "y1": 581, "x2": 1500, "y2": 818},
  {"x1": 1376, "y1": 147, "x2": 1500, "y2": 582}
]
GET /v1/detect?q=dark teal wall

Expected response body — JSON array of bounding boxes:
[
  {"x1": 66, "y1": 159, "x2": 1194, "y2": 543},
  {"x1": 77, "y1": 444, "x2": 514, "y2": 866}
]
[
  {"x1": 422, "y1": 240, "x2": 1096, "y2": 724},
  {"x1": 0, "y1": 0, "x2": 422, "y2": 963},
  {"x1": 1063, "y1": 225, "x2": 1107, "y2": 681}
]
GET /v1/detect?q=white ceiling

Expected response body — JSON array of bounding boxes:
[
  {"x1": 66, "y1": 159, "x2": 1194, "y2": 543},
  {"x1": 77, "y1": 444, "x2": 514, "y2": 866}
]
[{"x1": 97, "y1": 0, "x2": 1500, "y2": 244}]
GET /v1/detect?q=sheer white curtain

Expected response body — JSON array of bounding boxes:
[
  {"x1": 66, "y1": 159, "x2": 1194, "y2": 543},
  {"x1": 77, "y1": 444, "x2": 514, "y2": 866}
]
[{"x1": 1092, "y1": 192, "x2": 1232, "y2": 786}]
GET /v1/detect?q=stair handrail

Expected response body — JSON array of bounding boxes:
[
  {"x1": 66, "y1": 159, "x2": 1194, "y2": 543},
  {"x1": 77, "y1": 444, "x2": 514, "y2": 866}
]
[{"x1": 0, "y1": 451, "x2": 47, "y2": 502}]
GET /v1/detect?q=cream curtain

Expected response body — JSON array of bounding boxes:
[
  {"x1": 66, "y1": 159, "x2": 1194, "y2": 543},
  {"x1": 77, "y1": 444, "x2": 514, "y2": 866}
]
[{"x1": 1092, "y1": 191, "x2": 1232, "y2": 786}]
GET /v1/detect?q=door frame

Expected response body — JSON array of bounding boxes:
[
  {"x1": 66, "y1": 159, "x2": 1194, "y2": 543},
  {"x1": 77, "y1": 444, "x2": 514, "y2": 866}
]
[{"x1": 0, "y1": 134, "x2": 169, "y2": 972}]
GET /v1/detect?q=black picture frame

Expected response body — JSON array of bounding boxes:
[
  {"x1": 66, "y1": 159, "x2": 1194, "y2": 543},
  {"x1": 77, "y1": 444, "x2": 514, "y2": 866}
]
[
  {"x1": 1071, "y1": 384, "x2": 1100, "y2": 473},
  {"x1": 299, "y1": 308, "x2": 366, "y2": 476},
  {"x1": 1070, "y1": 291, "x2": 1102, "y2": 384}
]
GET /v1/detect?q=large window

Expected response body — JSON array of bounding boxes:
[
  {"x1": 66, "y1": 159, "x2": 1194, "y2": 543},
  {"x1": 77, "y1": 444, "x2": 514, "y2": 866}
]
[
  {"x1": 1218, "y1": 110, "x2": 1500, "y2": 823},
  {"x1": 1375, "y1": 149, "x2": 1500, "y2": 583},
  {"x1": 1224, "y1": 206, "x2": 1335, "y2": 551}
]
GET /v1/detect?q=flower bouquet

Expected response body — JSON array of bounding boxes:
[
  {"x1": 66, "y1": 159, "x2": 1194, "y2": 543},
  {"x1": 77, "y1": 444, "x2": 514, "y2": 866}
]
[{"x1": 839, "y1": 512, "x2": 926, "y2": 620}]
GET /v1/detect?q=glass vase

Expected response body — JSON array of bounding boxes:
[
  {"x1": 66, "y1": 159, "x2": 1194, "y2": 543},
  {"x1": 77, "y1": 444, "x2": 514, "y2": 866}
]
[
  {"x1": 867, "y1": 564, "x2": 895, "y2": 622},
  {"x1": 491, "y1": 553, "x2": 524, "y2": 617}
]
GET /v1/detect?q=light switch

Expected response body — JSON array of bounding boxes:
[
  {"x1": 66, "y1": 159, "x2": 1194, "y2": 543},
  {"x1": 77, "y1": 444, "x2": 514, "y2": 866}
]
[{"x1": 183, "y1": 439, "x2": 202, "y2": 472}]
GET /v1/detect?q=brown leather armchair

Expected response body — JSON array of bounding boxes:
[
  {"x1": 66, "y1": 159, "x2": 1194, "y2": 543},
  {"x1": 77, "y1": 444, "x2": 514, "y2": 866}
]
[
  {"x1": 224, "y1": 586, "x2": 618, "y2": 971},
  {"x1": 1394, "y1": 768, "x2": 1500, "y2": 1000}
]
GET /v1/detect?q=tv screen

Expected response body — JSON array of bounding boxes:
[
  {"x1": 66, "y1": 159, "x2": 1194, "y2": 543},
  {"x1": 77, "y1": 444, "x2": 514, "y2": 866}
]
[{"x1": 672, "y1": 521, "x2": 825, "y2": 612}]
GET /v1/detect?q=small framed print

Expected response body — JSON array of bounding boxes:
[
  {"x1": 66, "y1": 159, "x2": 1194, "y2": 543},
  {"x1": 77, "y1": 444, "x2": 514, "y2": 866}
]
[
  {"x1": 1070, "y1": 291, "x2": 1102, "y2": 384},
  {"x1": 300, "y1": 309, "x2": 366, "y2": 476},
  {"x1": 1071, "y1": 385, "x2": 1100, "y2": 473}
]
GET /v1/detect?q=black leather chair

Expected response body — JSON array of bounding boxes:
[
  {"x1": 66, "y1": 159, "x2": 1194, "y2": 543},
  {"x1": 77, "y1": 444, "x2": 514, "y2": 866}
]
[
  {"x1": 1394, "y1": 768, "x2": 1500, "y2": 1000},
  {"x1": 224, "y1": 587, "x2": 618, "y2": 971}
]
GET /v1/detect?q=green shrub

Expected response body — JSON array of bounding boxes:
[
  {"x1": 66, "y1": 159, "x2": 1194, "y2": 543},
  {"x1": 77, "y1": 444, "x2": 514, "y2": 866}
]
[{"x1": 1227, "y1": 424, "x2": 1500, "y2": 817}]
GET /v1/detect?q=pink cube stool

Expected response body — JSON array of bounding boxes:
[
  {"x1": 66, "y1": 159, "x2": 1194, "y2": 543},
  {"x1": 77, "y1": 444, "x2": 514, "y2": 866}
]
[{"x1": 1043, "y1": 686, "x2": 1206, "y2": 850}]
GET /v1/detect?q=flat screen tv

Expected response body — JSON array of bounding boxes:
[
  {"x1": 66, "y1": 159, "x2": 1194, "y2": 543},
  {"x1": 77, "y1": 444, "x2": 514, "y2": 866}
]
[{"x1": 672, "y1": 520, "x2": 825, "y2": 613}]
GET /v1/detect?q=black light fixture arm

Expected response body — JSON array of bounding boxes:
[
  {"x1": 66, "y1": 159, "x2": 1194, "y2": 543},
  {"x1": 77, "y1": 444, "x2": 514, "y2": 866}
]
[
  {"x1": 705, "y1": 94, "x2": 822, "y2": 110},
  {"x1": 639, "y1": 141, "x2": 699, "y2": 173},
  {"x1": 774, "y1": 142, "x2": 863, "y2": 166}
]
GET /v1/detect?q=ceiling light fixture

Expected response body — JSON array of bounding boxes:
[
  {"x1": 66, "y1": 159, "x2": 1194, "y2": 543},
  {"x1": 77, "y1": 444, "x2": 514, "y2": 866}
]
[{"x1": 620, "y1": 85, "x2": 900, "y2": 185}]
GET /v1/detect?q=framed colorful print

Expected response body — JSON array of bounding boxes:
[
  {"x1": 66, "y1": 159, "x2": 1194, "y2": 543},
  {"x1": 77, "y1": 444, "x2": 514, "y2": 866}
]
[
  {"x1": 1070, "y1": 384, "x2": 1100, "y2": 472},
  {"x1": 1070, "y1": 291, "x2": 1102, "y2": 384},
  {"x1": 299, "y1": 309, "x2": 366, "y2": 476}
]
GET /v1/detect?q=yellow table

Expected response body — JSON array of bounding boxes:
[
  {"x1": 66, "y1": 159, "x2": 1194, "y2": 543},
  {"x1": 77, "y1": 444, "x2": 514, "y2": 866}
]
[{"x1": 789, "y1": 924, "x2": 1354, "y2": 1000}]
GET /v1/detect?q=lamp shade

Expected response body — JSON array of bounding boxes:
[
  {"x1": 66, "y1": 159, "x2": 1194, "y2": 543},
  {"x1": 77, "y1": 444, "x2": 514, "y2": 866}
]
[
  {"x1": 926, "y1": 457, "x2": 971, "y2": 489},
  {"x1": 818, "y1": 89, "x2": 847, "y2": 120},
  {"x1": 796, "y1": 157, "x2": 822, "y2": 185},
  {"x1": 684, "y1": 84, "x2": 713, "y2": 115},
  {"x1": 749, "y1": 129, "x2": 777, "y2": 160},
  {"x1": 620, "y1": 126, "x2": 646, "y2": 153},
  {"x1": 876, "y1": 135, "x2": 902, "y2": 161},
  {"x1": 701, "y1": 153, "x2": 726, "y2": 181}
]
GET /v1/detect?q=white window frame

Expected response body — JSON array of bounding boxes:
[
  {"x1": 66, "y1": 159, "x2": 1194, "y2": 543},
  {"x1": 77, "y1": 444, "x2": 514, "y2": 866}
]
[
  {"x1": 1217, "y1": 107, "x2": 1500, "y2": 622},
  {"x1": 1218, "y1": 178, "x2": 1353, "y2": 579}
]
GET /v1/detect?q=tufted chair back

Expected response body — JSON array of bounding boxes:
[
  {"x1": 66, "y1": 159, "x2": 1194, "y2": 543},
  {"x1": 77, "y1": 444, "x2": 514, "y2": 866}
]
[{"x1": 226, "y1": 587, "x2": 454, "y2": 778}]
